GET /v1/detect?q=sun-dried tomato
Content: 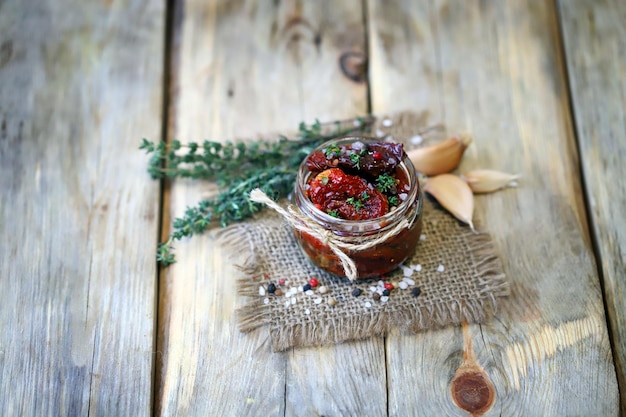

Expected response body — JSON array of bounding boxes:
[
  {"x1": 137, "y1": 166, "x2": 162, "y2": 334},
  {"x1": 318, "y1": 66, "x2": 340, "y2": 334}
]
[
  {"x1": 305, "y1": 142, "x2": 405, "y2": 178},
  {"x1": 308, "y1": 168, "x2": 388, "y2": 220}
]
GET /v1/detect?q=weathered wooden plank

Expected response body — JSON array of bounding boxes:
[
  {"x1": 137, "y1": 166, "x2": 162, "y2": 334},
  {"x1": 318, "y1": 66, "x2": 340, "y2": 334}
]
[
  {"x1": 155, "y1": 1, "x2": 382, "y2": 416},
  {"x1": 368, "y1": 0, "x2": 619, "y2": 415},
  {"x1": 558, "y1": 0, "x2": 626, "y2": 413},
  {"x1": 0, "y1": 1, "x2": 163, "y2": 416}
]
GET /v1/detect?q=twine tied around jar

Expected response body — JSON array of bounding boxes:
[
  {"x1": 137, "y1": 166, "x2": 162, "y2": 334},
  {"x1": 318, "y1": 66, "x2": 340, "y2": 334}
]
[{"x1": 249, "y1": 188, "x2": 416, "y2": 281}]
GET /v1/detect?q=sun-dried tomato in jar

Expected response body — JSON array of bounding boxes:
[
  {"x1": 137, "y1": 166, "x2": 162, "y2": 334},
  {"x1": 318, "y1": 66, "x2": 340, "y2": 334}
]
[{"x1": 293, "y1": 137, "x2": 423, "y2": 279}]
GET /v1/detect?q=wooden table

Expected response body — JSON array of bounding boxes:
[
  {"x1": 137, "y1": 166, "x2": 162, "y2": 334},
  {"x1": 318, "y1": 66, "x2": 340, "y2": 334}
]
[{"x1": 1, "y1": 0, "x2": 624, "y2": 415}]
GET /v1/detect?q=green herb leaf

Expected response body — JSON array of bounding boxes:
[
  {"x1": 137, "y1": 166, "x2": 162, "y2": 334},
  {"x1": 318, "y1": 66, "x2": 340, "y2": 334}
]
[
  {"x1": 139, "y1": 138, "x2": 155, "y2": 153},
  {"x1": 327, "y1": 209, "x2": 340, "y2": 218},
  {"x1": 350, "y1": 153, "x2": 360, "y2": 169},
  {"x1": 325, "y1": 144, "x2": 341, "y2": 159},
  {"x1": 346, "y1": 196, "x2": 364, "y2": 210},
  {"x1": 143, "y1": 116, "x2": 376, "y2": 265},
  {"x1": 375, "y1": 173, "x2": 396, "y2": 193}
]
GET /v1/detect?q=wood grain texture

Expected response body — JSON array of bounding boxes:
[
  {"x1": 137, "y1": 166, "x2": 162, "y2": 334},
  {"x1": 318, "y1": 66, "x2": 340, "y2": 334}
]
[
  {"x1": 0, "y1": 0, "x2": 163, "y2": 416},
  {"x1": 558, "y1": 0, "x2": 626, "y2": 413},
  {"x1": 368, "y1": 0, "x2": 619, "y2": 415},
  {"x1": 155, "y1": 1, "x2": 381, "y2": 416}
]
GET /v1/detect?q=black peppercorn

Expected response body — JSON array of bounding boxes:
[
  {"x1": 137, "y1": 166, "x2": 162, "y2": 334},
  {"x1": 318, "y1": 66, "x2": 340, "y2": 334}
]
[
  {"x1": 267, "y1": 283, "x2": 276, "y2": 294},
  {"x1": 382, "y1": 289, "x2": 390, "y2": 296},
  {"x1": 351, "y1": 288, "x2": 362, "y2": 297},
  {"x1": 303, "y1": 283, "x2": 312, "y2": 292},
  {"x1": 411, "y1": 287, "x2": 421, "y2": 297}
]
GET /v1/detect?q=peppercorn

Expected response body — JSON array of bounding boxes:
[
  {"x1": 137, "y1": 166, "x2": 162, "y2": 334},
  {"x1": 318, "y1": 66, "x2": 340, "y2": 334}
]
[
  {"x1": 303, "y1": 283, "x2": 312, "y2": 292},
  {"x1": 384, "y1": 282, "x2": 394, "y2": 291},
  {"x1": 278, "y1": 278, "x2": 286, "y2": 285},
  {"x1": 274, "y1": 289, "x2": 283, "y2": 296},
  {"x1": 382, "y1": 289, "x2": 390, "y2": 296},
  {"x1": 373, "y1": 292, "x2": 381, "y2": 301},
  {"x1": 267, "y1": 283, "x2": 276, "y2": 294},
  {"x1": 352, "y1": 288, "x2": 362, "y2": 297},
  {"x1": 411, "y1": 287, "x2": 421, "y2": 297},
  {"x1": 309, "y1": 277, "x2": 319, "y2": 287}
]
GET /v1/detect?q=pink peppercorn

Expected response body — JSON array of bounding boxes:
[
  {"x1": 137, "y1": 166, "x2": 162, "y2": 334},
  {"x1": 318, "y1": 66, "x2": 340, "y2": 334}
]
[
  {"x1": 384, "y1": 282, "x2": 394, "y2": 291},
  {"x1": 278, "y1": 278, "x2": 286, "y2": 286},
  {"x1": 309, "y1": 277, "x2": 319, "y2": 287}
]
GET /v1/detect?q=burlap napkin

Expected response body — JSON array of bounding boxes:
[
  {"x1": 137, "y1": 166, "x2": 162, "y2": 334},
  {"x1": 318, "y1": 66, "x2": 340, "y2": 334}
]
[{"x1": 217, "y1": 112, "x2": 509, "y2": 351}]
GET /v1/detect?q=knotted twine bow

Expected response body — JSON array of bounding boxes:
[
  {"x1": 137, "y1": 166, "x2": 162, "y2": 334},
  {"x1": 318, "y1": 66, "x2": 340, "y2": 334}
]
[{"x1": 249, "y1": 188, "x2": 415, "y2": 280}]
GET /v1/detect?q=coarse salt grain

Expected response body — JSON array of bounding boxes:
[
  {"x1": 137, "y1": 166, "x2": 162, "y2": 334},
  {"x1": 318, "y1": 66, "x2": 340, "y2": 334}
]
[
  {"x1": 401, "y1": 266, "x2": 413, "y2": 277},
  {"x1": 263, "y1": 298, "x2": 269, "y2": 304},
  {"x1": 399, "y1": 281, "x2": 409, "y2": 290},
  {"x1": 403, "y1": 277, "x2": 415, "y2": 286},
  {"x1": 304, "y1": 309, "x2": 311, "y2": 315},
  {"x1": 414, "y1": 264, "x2": 422, "y2": 272},
  {"x1": 380, "y1": 296, "x2": 389, "y2": 302},
  {"x1": 298, "y1": 286, "x2": 303, "y2": 292},
  {"x1": 410, "y1": 134, "x2": 423, "y2": 145},
  {"x1": 420, "y1": 234, "x2": 426, "y2": 241},
  {"x1": 369, "y1": 286, "x2": 378, "y2": 292},
  {"x1": 305, "y1": 289, "x2": 314, "y2": 296},
  {"x1": 378, "y1": 280, "x2": 385, "y2": 287},
  {"x1": 365, "y1": 301, "x2": 373, "y2": 308},
  {"x1": 285, "y1": 301, "x2": 290, "y2": 308},
  {"x1": 291, "y1": 297, "x2": 296, "y2": 305},
  {"x1": 382, "y1": 118, "x2": 393, "y2": 127},
  {"x1": 399, "y1": 193, "x2": 408, "y2": 201},
  {"x1": 437, "y1": 264, "x2": 445, "y2": 272},
  {"x1": 259, "y1": 286, "x2": 266, "y2": 296},
  {"x1": 314, "y1": 297, "x2": 322, "y2": 304},
  {"x1": 318, "y1": 286, "x2": 328, "y2": 294}
]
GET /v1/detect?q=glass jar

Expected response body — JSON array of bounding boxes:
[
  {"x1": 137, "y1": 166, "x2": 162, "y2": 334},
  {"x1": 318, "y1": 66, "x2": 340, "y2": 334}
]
[{"x1": 292, "y1": 137, "x2": 423, "y2": 279}]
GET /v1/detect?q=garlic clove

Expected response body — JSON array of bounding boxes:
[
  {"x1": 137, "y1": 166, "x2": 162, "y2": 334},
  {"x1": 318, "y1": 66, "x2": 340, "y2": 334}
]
[
  {"x1": 461, "y1": 169, "x2": 520, "y2": 193},
  {"x1": 406, "y1": 134, "x2": 472, "y2": 176},
  {"x1": 423, "y1": 174, "x2": 475, "y2": 231}
]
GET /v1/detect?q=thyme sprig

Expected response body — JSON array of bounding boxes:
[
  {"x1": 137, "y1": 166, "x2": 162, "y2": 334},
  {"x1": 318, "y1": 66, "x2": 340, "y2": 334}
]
[{"x1": 143, "y1": 116, "x2": 375, "y2": 265}]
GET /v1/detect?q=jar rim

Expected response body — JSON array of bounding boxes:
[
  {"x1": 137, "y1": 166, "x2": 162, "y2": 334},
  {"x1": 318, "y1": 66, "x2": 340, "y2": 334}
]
[{"x1": 294, "y1": 136, "x2": 421, "y2": 233}]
